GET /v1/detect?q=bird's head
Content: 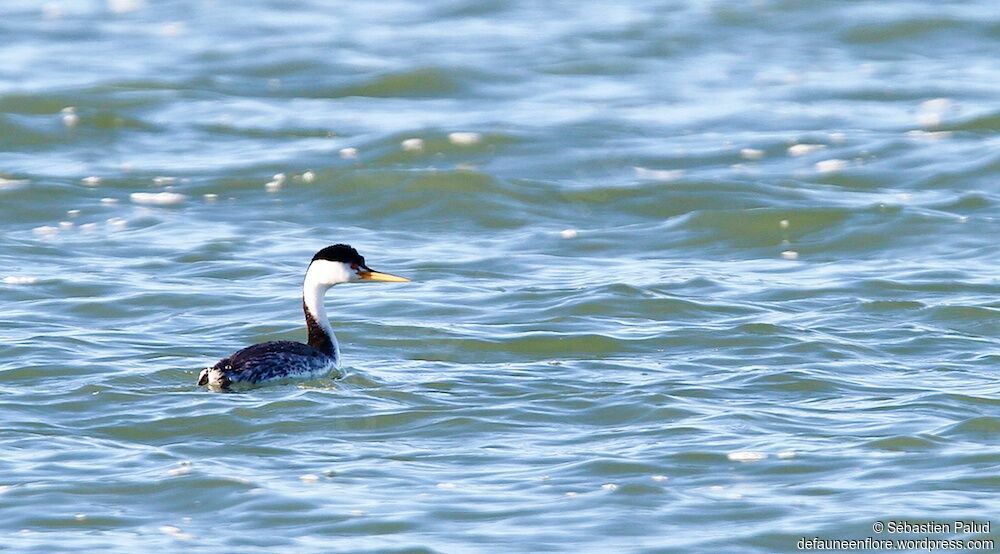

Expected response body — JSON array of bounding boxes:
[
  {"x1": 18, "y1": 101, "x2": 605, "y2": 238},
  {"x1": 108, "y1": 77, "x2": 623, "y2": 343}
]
[{"x1": 306, "y1": 244, "x2": 409, "y2": 287}]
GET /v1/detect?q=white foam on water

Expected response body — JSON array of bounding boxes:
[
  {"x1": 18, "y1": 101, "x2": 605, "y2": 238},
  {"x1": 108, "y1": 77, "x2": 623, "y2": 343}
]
[
  {"x1": 33, "y1": 226, "x2": 59, "y2": 237},
  {"x1": 707, "y1": 485, "x2": 744, "y2": 499},
  {"x1": 302, "y1": 171, "x2": 315, "y2": 183},
  {"x1": 61, "y1": 106, "x2": 79, "y2": 128},
  {"x1": 100, "y1": 197, "x2": 118, "y2": 204},
  {"x1": 402, "y1": 138, "x2": 424, "y2": 152},
  {"x1": 781, "y1": 250, "x2": 799, "y2": 260},
  {"x1": 74, "y1": 514, "x2": 86, "y2": 521},
  {"x1": 815, "y1": 159, "x2": 848, "y2": 173},
  {"x1": 436, "y1": 482, "x2": 457, "y2": 489},
  {"x1": 168, "y1": 462, "x2": 192, "y2": 477},
  {"x1": 67, "y1": 209, "x2": 81, "y2": 217},
  {"x1": 564, "y1": 491, "x2": 578, "y2": 497},
  {"x1": 59, "y1": 221, "x2": 73, "y2": 231},
  {"x1": 4, "y1": 276, "x2": 39, "y2": 285},
  {"x1": 82, "y1": 176, "x2": 101, "y2": 186},
  {"x1": 300, "y1": 474, "x2": 320, "y2": 483},
  {"x1": 728, "y1": 451, "x2": 768, "y2": 462},
  {"x1": 920, "y1": 98, "x2": 950, "y2": 112},
  {"x1": 917, "y1": 112, "x2": 941, "y2": 128},
  {"x1": 131, "y1": 192, "x2": 185, "y2": 205},
  {"x1": 788, "y1": 144, "x2": 825, "y2": 157},
  {"x1": 829, "y1": 132, "x2": 847, "y2": 144},
  {"x1": 740, "y1": 148, "x2": 764, "y2": 160},
  {"x1": 107, "y1": 217, "x2": 128, "y2": 230},
  {"x1": 906, "y1": 130, "x2": 952, "y2": 140},
  {"x1": 601, "y1": 483, "x2": 619, "y2": 491},
  {"x1": 651, "y1": 475, "x2": 668, "y2": 482},
  {"x1": 0, "y1": 178, "x2": 30, "y2": 190},
  {"x1": 80, "y1": 223, "x2": 98, "y2": 232},
  {"x1": 448, "y1": 132, "x2": 481, "y2": 145},
  {"x1": 779, "y1": 219, "x2": 789, "y2": 229},
  {"x1": 778, "y1": 451, "x2": 796, "y2": 459},
  {"x1": 634, "y1": 167, "x2": 683, "y2": 181},
  {"x1": 158, "y1": 525, "x2": 193, "y2": 541},
  {"x1": 560, "y1": 229, "x2": 578, "y2": 239},
  {"x1": 339, "y1": 147, "x2": 358, "y2": 159},
  {"x1": 152, "y1": 176, "x2": 176, "y2": 186},
  {"x1": 204, "y1": 193, "x2": 218, "y2": 202},
  {"x1": 265, "y1": 180, "x2": 282, "y2": 192},
  {"x1": 108, "y1": 0, "x2": 146, "y2": 14},
  {"x1": 159, "y1": 21, "x2": 185, "y2": 38}
]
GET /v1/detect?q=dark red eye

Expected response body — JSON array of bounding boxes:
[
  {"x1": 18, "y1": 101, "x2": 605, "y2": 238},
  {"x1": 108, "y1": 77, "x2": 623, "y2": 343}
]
[{"x1": 351, "y1": 263, "x2": 359, "y2": 270}]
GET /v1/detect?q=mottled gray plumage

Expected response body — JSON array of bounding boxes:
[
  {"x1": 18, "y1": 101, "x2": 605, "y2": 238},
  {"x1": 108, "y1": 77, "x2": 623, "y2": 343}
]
[{"x1": 199, "y1": 340, "x2": 336, "y2": 388}]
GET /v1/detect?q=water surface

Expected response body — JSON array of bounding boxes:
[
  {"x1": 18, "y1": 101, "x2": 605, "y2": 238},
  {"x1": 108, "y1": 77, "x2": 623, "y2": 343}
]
[{"x1": 1, "y1": 1, "x2": 998, "y2": 552}]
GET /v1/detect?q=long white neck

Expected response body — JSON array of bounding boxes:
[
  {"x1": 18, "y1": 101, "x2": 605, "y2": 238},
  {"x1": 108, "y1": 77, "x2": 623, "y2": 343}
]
[{"x1": 302, "y1": 267, "x2": 340, "y2": 361}]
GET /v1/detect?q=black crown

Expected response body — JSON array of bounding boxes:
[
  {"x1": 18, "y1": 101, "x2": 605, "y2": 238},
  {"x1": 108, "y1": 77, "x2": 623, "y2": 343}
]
[{"x1": 311, "y1": 244, "x2": 366, "y2": 266}]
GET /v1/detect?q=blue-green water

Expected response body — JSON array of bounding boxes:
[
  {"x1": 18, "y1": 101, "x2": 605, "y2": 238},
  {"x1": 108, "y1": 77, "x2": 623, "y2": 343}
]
[{"x1": 1, "y1": 1, "x2": 998, "y2": 552}]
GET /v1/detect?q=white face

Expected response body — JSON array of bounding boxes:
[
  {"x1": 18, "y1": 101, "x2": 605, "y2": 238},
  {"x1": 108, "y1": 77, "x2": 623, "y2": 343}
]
[{"x1": 306, "y1": 259, "x2": 359, "y2": 287}]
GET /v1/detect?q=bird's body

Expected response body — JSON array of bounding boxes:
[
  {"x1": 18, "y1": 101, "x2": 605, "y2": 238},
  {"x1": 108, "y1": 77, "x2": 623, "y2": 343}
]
[
  {"x1": 200, "y1": 341, "x2": 337, "y2": 388},
  {"x1": 198, "y1": 244, "x2": 408, "y2": 390}
]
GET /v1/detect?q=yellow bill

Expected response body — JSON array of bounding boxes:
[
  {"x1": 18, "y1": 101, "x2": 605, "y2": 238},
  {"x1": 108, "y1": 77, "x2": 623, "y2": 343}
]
[{"x1": 360, "y1": 269, "x2": 410, "y2": 282}]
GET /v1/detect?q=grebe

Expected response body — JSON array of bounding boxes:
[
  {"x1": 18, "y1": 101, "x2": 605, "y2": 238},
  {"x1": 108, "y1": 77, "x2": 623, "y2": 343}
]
[{"x1": 198, "y1": 244, "x2": 409, "y2": 389}]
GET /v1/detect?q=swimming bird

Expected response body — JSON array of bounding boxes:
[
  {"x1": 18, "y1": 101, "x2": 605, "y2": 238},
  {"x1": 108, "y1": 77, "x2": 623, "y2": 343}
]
[{"x1": 198, "y1": 244, "x2": 409, "y2": 389}]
